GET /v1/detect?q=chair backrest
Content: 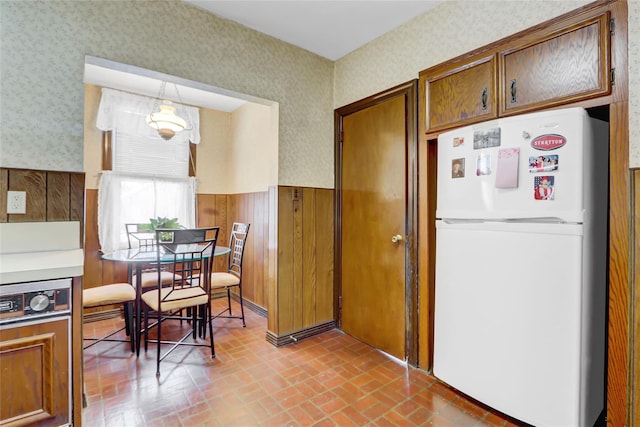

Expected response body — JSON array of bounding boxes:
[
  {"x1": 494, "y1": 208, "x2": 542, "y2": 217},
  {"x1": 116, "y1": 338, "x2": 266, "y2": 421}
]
[
  {"x1": 227, "y1": 222, "x2": 250, "y2": 278},
  {"x1": 125, "y1": 223, "x2": 156, "y2": 249},
  {"x1": 155, "y1": 227, "x2": 220, "y2": 299}
]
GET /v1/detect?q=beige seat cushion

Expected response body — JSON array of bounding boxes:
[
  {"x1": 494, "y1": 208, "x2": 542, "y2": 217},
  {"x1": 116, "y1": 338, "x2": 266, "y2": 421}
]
[
  {"x1": 210, "y1": 272, "x2": 240, "y2": 290},
  {"x1": 83, "y1": 283, "x2": 136, "y2": 308},
  {"x1": 141, "y1": 286, "x2": 208, "y2": 312},
  {"x1": 133, "y1": 270, "x2": 179, "y2": 288}
]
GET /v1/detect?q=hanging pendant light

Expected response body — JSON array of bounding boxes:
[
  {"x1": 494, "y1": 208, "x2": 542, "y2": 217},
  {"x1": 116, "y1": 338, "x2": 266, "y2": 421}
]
[
  {"x1": 146, "y1": 100, "x2": 187, "y2": 140},
  {"x1": 146, "y1": 81, "x2": 189, "y2": 140}
]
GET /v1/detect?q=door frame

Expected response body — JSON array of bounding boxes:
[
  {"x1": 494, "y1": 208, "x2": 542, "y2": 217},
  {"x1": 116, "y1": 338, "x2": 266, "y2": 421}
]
[{"x1": 334, "y1": 80, "x2": 419, "y2": 365}]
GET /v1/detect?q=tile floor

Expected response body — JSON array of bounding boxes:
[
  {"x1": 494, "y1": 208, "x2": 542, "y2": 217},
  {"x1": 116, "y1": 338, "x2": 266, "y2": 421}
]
[{"x1": 82, "y1": 299, "x2": 525, "y2": 426}]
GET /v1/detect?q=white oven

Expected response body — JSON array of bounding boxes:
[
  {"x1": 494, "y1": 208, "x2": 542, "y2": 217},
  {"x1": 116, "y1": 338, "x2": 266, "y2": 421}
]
[
  {"x1": 0, "y1": 278, "x2": 72, "y2": 426},
  {"x1": 0, "y1": 221, "x2": 83, "y2": 427}
]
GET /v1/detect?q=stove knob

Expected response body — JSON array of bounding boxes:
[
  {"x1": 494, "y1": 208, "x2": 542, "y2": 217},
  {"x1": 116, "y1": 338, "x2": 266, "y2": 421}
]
[{"x1": 29, "y1": 294, "x2": 50, "y2": 312}]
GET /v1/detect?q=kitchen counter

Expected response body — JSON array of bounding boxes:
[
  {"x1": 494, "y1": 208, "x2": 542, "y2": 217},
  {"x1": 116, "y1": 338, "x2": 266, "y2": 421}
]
[
  {"x1": 0, "y1": 221, "x2": 84, "y2": 284},
  {"x1": 0, "y1": 248, "x2": 84, "y2": 284}
]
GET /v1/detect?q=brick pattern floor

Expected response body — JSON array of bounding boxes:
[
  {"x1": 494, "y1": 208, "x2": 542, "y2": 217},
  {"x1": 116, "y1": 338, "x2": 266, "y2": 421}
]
[{"x1": 82, "y1": 299, "x2": 525, "y2": 426}]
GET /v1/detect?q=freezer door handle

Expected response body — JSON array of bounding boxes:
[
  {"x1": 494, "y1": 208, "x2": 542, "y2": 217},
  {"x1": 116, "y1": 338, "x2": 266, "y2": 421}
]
[{"x1": 391, "y1": 234, "x2": 404, "y2": 244}]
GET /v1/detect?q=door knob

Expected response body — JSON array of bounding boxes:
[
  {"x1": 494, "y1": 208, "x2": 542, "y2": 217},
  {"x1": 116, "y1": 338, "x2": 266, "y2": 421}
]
[{"x1": 391, "y1": 234, "x2": 403, "y2": 243}]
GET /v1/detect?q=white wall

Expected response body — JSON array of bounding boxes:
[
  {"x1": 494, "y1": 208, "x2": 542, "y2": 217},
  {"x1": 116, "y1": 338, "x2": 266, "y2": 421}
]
[{"x1": 227, "y1": 102, "x2": 278, "y2": 194}]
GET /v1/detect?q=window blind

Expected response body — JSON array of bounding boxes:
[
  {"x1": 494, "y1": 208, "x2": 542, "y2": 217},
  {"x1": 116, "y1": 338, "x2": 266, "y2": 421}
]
[{"x1": 113, "y1": 130, "x2": 190, "y2": 178}]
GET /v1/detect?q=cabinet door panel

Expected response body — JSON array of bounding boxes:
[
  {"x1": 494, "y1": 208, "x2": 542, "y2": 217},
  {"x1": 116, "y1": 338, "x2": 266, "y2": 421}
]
[
  {"x1": 0, "y1": 317, "x2": 70, "y2": 427},
  {"x1": 425, "y1": 55, "x2": 497, "y2": 132},
  {"x1": 501, "y1": 13, "x2": 610, "y2": 115}
]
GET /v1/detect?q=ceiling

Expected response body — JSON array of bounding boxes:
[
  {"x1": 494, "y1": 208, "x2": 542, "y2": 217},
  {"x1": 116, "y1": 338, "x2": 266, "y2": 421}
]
[
  {"x1": 183, "y1": 0, "x2": 443, "y2": 61},
  {"x1": 85, "y1": 1, "x2": 443, "y2": 112}
]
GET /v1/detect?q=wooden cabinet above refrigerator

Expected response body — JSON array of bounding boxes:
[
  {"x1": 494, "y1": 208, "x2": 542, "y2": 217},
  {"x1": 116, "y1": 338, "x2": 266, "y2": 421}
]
[{"x1": 420, "y1": 4, "x2": 613, "y2": 135}]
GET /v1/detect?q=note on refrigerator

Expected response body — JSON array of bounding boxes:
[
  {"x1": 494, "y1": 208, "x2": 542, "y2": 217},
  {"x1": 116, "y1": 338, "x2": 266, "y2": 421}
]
[{"x1": 495, "y1": 148, "x2": 520, "y2": 188}]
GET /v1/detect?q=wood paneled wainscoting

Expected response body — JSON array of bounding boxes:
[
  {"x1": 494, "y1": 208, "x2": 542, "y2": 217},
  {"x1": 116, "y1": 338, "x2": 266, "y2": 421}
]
[
  {"x1": 632, "y1": 168, "x2": 640, "y2": 427},
  {"x1": 84, "y1": 190, "x2": 271, "y2": 316},
  {"x1": 0, "y1": 168, "x2": 84, "y2": 227},
  {"x1": 197, "y1": 191, "x2": 269, "y2": 316},
  {"x1": 267, "y1": 186, "x2": 335, "y2": 346},
  {"x1": 85, "y1": 186, "x2": 336, "y2": 348}
]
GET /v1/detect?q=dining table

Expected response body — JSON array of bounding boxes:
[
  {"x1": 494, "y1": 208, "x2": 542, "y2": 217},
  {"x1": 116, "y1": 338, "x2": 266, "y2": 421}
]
[{"x1": 101, "y1": 244, "x2": 231, "y2": 356}]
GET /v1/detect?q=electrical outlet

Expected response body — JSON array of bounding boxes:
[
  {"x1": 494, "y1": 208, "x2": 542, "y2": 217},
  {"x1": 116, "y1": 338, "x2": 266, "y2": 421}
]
[{"x1": 7, "y1": 191, "x2": 26, "y2": 214}]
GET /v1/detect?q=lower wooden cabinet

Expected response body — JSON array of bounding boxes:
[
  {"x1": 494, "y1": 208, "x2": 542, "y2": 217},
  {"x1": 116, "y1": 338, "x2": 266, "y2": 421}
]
[{"x1": 0, "y1": 317, "x2": 71, "y2": 427}]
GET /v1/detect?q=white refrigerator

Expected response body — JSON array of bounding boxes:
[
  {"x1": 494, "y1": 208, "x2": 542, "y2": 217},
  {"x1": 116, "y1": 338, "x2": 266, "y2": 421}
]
[{"x1": 433, "y1": 107, "x2": 608, "y2": 427}]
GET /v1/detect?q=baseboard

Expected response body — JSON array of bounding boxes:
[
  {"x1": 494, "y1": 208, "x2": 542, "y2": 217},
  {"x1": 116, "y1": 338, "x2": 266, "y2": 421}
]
[
  {"x1": 85, "y1": 298, "x2": 267, "y2": 324},
  {"x1": 84, "y1": 308, "x2": 121, "y2": 323},
  {"x1": 265, "y1": 320, "x2": 336, "y2": 347},
  {"x1": 212, "y1": 292, "x2": 267, "y2": 318}
]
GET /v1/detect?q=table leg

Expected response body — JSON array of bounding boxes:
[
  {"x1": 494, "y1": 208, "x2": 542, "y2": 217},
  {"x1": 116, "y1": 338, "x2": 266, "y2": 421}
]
[{"x1": 135, "y1": 265, "x2": 143, "y2": 357}]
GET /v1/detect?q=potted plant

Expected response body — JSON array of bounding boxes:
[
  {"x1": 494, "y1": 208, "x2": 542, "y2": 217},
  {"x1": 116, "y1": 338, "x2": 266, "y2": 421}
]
[{"x1": 140, "y1": 216, "x2": 181, "y2": 242}]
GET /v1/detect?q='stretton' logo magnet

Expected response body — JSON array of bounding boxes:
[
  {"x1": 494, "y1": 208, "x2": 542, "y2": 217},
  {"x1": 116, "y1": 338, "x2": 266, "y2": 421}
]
[{"x1": 531, "y1": 134, "x2": 566, "y2": 151}]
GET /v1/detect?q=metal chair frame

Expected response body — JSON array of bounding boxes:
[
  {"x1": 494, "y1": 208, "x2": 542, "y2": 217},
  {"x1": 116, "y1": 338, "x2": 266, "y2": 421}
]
[
  {"x1": 141, "y1": 227, "x2": 219, "y2": 377},
  {"x1": 83, "y1": 284, "x2": 136, "y2": 353},
  {"x1": 211, "y1": 222, "x2": 250, "y2": 327}
]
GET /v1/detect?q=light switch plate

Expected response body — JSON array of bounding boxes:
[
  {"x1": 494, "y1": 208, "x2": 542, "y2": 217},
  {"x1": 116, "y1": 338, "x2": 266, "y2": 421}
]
[{"x1": 7, "y1": 191, "x2": 26, "y2": 214}]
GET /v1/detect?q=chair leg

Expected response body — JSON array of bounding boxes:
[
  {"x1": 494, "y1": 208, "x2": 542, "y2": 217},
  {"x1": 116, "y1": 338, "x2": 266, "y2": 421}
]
[
  {"x1": 124, "y1": 302, "x2": 135, "y2": 353},
  {"x1": 208, "y1": 302, "x2": 215, "y2": 358},
  {"x1": 144, "y1": 306, "x2": 150, "y2": 353},
  {"x1": 226, "y1": 288, "x2": 232, "y2": 315},
  {"x1": 237, "y1": 284, "x2": 246, "y2": 328},
  {"x1": 191, "y1": 307, "x2": 198, "y2": 339},
  {"x1": 156, "y1": 307, "x2": 162, "y2": 378}
]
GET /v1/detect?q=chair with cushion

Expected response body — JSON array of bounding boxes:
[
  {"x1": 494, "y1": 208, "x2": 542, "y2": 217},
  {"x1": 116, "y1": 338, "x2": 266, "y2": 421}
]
[
  {"x1": 83, "y1": 283, "x2": 136, "y2": 352},
  {"x1": 210, "y1": 222, "x2": 250, "y2": 327},
  {"x1": 126, "y1": 223, "x2": 177, "y2": 289},
  {"x1": 141, "y1": 227, "x2": 219, "y2": 377}
]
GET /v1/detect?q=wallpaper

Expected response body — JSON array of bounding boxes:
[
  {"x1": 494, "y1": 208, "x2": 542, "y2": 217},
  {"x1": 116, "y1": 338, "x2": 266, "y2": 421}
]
[
  {"x1": 335, "y1": 0, "x2": 640, "y2": 168},
  {"x1": 0, "y1": 0, "x2": 335, "y2": 188},
  {"x1": 2, "y1": 0, "x2": 638, "y2": 188}
]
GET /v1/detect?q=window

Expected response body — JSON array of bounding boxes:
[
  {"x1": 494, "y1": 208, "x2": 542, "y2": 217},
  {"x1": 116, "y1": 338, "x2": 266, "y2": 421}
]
[{"x1": 96, "y1": 88, "x2": 200, "y2": 253}]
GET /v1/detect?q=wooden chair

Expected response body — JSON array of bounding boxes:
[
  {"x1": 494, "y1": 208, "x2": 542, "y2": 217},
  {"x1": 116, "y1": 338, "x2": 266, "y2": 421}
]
[
  {"x1": 210, "y1": 222, "x2": 250, "y2": 327},
  {"x1": 141, "y1": 227, "x2": 219, "y2": 377},
  {"x1": 83, "y1": 283, "x2": 136, "y2": 352}
]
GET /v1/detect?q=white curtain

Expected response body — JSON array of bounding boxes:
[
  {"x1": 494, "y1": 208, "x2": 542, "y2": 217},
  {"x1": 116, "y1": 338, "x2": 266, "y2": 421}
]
[
  {"x1": 98, "y1": 172, "x2": 197, "y2": 253},
  {"x1": 96, "y1": 87, "x2": 200, "y2": 145}
]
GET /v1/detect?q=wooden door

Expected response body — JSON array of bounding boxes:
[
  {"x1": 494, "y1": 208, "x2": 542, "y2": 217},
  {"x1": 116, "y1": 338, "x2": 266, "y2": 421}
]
[{"x1": 336, "y1": 82, "x2": 417, "y2": 361}]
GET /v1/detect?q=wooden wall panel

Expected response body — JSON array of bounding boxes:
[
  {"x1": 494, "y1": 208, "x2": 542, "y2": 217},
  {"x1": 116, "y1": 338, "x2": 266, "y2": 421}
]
[
  {"x1": 1, "y1": 168, "x2": 84, "y2": 231},
  {"x1": 267, "y1": 186, "x2": 279, "y2": 333},
  {"x1": 83, "y1": 189, "x2": 103, "y2": 288},
  {"x1": 277, "y1": 187, "x2": 296, "y2": 333},
  {"x1": 0, "y1": 169, "x2": 7, "y2": 223},
  {"x1": 198, "y1": 191, "x2": 270, "y2": 312},
  {"x1": 632, "y1": 168, "x2": 640, "y2": 427},
  {"x1": 270, "y1": 186, "x2": 335, "y2": 337},
  {"x1": 69, "y1": 173, "x2": 84, "y2": 224},
  {"x1": 228, "y1": 192, "x2": 269, "y2": 311},
  {"x1": 83, "y1": 189, "x2": 127, "y2": 294},
  {"x1": 8, "y1": 169, "x2": 46, "y2": 222},
  {"x1": 47, "y1": 172, "x2": 70, "y2": 221},
  {"x1": 197, "y1": 193, "x2": 228, "y2": 273},
  {"x1": 314, "y1": 189, "x2": 335, "y2": 324},
  {"x1": 302, "y1": 188, "x2": 317, "y2": 327},
  {"x1": 256, "y1": 192, "x2": 268, "y2": 309}
]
